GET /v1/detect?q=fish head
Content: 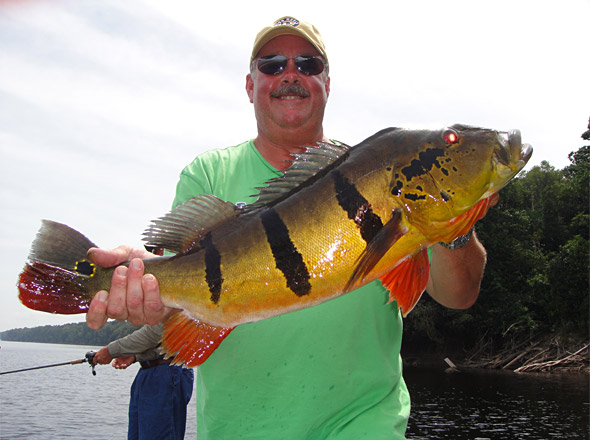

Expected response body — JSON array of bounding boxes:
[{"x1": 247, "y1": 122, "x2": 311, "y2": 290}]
[{"x1": 390, "y1": 124, "x2": 532, "y2": 224}]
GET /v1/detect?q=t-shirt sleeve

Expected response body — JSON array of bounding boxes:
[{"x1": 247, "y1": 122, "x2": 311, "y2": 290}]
[
  {"x1": 107, "y1": 324, "x2": 164, "y2": 360},
  {"x1": 172, "y1": 158, "x2": 214, "y2": 209}
]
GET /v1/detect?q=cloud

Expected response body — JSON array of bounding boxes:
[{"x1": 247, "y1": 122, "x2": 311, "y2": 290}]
[{"x1": 0, "y1": 0, "x2": 588, "y2": 331}]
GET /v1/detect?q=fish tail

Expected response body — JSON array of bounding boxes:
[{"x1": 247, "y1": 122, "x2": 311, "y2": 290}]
[
  {"x1": 17, "y1": 220, "x2": 99, "y2": 314},
  {"x1": 18, "y1": 262, "x2": 93, "y2": 314}
]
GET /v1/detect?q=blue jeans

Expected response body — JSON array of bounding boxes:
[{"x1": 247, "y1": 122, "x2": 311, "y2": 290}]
[{"x1": 128, "y1": 364, "x2": 194, "y2": 440}]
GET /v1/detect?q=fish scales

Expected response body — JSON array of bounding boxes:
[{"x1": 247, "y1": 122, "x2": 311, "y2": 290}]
[
  {"x1": 17, "y1": 124, "x2": 532, "y2": 366},
  {"x1": 159, "y1": 165, "x2": 394, "y2": 327}
]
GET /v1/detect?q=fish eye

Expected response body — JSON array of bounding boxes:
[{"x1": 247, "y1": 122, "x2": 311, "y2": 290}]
[{"x1": 443, "y1": 129, "x2": 460, "y2": 145}]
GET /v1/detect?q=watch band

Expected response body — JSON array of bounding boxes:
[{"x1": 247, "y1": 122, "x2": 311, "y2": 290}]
[{"x1": 439, "y1": 227, "x2": 474, "y2": 250}]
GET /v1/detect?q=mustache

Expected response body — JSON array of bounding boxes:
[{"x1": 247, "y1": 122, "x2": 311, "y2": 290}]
[{"x1": 270, "y1": 84, "x2": 310, "y2": 98}]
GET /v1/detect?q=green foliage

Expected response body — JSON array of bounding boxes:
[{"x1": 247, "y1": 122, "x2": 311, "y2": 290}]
[
  {"x1": 0, "y1": 321, "x2": 141, "y2": 346},
  {"x1": 404, "y1": 141, "x2": 590, "y2": 351}
]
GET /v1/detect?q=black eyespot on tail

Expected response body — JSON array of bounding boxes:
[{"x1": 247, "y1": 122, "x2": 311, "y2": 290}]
[{"x1": 74, "y1": 259, "x2": 96, "y2": 276}]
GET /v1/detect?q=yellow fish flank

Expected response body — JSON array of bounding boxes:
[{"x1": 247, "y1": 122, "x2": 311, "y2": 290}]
[{"x1": 18, "y1": 125, "x2": 532, "y2": 366}]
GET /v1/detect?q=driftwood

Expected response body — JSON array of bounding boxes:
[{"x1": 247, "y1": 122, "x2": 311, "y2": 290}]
[
  {"x1": 514, "y1": 344, "x2": 589, "y2": 373},
  {"x1": 464, "y1": 335, "x2": 589, "y2": 373}
]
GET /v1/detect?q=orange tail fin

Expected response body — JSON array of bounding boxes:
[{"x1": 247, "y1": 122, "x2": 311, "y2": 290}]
[{"x1": 160, "y1": 312, "x2": 234, "y2": 367}]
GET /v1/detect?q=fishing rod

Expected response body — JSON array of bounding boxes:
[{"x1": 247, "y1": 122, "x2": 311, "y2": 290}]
[{"x1": 0, "y1": 350, "x2": 98, "y2": 376}]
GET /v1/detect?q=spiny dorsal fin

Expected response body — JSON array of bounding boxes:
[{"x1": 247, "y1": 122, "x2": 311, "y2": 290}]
[
  {"x1": 252, "y1": 140, "x2": 351, "y2": 207},
  {"x1": 143, "y1": 194, "x2": 238, "y2": 254}
]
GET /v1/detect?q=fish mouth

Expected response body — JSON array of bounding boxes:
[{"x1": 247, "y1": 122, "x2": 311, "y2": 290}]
[{"x1": 495, "y1": 129, "x2": 533, "y2": 170}]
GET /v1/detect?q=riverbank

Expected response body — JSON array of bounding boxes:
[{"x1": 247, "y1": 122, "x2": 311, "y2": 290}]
[{"x1": 402, "y1": 334, "x2": 589, "y2": 374}]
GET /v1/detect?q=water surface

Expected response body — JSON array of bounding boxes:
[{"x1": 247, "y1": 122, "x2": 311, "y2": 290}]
[
  {"x1": 1, "y1": 341, "x2": 587, "y2": 439},
  {"x1": 0, "y1": 341, "x2": 196, "y2": 439},
  {"x1": 405, "y1": 365, "x2": 589, "y2": 439}
]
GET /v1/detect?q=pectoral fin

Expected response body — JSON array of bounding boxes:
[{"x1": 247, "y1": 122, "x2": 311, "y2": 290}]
[
  {"x1": 160, "y1": 312, "x2": 234, "y2": 367},
  {"x1": 379, "y1": 248, "x2": 429, "y2": 317},
  {"x1": 438, "y1": 196, "x2": 493, "y2": 244},
  {"x1": 345, "y1": 209, "x2": 407, "y2": 292}
]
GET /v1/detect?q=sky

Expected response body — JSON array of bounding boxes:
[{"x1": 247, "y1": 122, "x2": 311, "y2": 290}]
[{"x1": 0, "y1": 0, "x2": 588, "y2": 332}]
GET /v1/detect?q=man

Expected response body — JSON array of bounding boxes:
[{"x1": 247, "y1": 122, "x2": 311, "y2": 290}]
[
  {"x1": 93, "y1": 324, "x2": 194, "y2": 440},
  {"x1": 86, "y1": 17, "x2": 488, "y2": 439}
]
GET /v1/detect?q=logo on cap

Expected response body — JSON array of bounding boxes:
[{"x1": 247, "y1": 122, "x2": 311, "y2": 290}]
[{"x1": 274, "y1": 17, "x2": 299, "y2": 27}]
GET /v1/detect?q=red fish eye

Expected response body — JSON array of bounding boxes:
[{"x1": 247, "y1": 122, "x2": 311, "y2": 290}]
[{"x1": 443, "y1": 129, "x2": 459, "y2": 145}]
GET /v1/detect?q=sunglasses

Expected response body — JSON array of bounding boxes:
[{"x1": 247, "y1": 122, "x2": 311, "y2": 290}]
[{"x1": 256, "y1": 55, "x2": 326, "y2": 76}]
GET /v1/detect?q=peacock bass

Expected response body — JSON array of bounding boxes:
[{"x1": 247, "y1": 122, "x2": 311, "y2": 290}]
[{"x1": 18, "y1": 125, "x2": 532, "y2": 367}]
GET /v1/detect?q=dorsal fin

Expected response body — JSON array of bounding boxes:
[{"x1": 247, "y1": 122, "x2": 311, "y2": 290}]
[
  {"x1": 252, "y1": 140, "x2": 351, "y2": 207},
  {"x1": 142, "y1": 194, "x2": 238, "y2": 254}
]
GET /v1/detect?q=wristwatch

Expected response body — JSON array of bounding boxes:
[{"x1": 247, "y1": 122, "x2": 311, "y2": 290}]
[{"x1": 439, "y1": 227, "x2": 474, "y2": 250}]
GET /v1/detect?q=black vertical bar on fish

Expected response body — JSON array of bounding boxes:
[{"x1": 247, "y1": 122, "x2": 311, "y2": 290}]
[
  {"x1": 200, "y1": 232, "x2": 224, "y2": 304},
  {"x1": 260, "y1": 208, "x2": 311, "y2": 297},
  {"x1": 331, "y1": 170, "x2": 384, "y2": 243}
]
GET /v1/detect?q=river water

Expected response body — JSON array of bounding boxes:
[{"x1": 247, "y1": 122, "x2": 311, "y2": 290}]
[
  {"x1": 0, "y1": 341, "x2": 587, "y2": 439},
  {"x1": 0, "y1": 341, "x2": 195, "y2": 439},
  {"x1": 404, "y1": 366, "x2": 588, "y2": 439}
]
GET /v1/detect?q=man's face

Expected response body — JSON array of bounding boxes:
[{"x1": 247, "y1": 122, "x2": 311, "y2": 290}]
[{"x1": 246, "y1": 35, "x2": 330, "y2": 137}]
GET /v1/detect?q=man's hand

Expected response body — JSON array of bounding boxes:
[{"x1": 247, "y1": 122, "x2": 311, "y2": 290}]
[
  {"x1": 112, "y1": 355, "x2": 136, "y2": 369},
  {"x1": 426, "y1": 193, "x2": 499, "y2": 309},
  {"x1": 85, "y1": 245, "x2": 177, "y2": 330},
  {"x1": 93, "y1": 346, "x2": 113, "y2": 365}
]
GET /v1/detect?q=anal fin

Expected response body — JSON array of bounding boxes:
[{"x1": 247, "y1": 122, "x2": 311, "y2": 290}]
[
  {"x1": 379, "y1": 248, "x2": 429, "y2": 317},
  {"x1": 160, "y1": 312, "x2": 234, "y2": 367}
]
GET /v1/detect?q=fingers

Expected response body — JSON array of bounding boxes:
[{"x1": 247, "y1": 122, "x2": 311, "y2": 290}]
[
  {"x1": 126, "y1": 259, "x2": 148, "y2": 325},
  {"x1": 93, "y1": 346, "x2": 113, "y2": 365},
  {"x1": 87, "y1": 245, "x2": 133, "y2": 268},
  {"x1": 86, "y1": 245, "x2": 161, "y2": 328},
  {"x1": 489, "y1": 193, "x2": 499, "y2": 207},
  {"x1": 108, "y1": 266, "x2": 131, "y2": 321},
  {"x1": 142, "y1": 273, "x2": 175, "y2": 324},
  {"x1": 86, "y1": 256, "x2": 173, "y2": 329},
  {"x1": 113, "y1": 355, "x2": 135, "y2": 369},
  {"x1": 87, "y1": 245, "x2": 154, "y2": 268},
  {"x1": 97, "y1": 258, "x2": 147, "y2": 325},
  {"x1": 86, "y1": 263, "x2": 130, "y2": 329},
  {"x1": 113, "y1": 261, "x2": 172, "y2": 325},
  {"x1": 87, "y1": 291, "x2": 108, "y2": 330}
]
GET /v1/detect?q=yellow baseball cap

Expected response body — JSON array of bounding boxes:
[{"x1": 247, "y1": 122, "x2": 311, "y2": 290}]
[{"x1": 250, "y1": 16, "x2": 328, "y2": 65}]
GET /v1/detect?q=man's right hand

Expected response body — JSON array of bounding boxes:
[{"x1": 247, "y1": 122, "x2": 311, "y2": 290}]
[
  {"x1": 85, "y1": 246, "x2": 177, "y2": 330},
  {"x1": 93, "y1": 346, "x2": 113, "y2": 365}
]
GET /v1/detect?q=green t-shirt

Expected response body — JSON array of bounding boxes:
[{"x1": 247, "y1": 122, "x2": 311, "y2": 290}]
[{"x1": 173, "y1": 140, "x2": 410, "y2": 439}]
